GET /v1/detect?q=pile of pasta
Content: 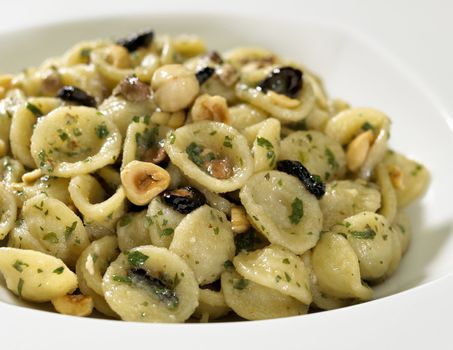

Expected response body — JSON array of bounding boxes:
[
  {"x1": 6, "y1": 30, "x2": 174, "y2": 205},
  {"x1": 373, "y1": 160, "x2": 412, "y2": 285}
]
[{"x1": 0, "y1": 30, "x2": 430, "y2": 322}]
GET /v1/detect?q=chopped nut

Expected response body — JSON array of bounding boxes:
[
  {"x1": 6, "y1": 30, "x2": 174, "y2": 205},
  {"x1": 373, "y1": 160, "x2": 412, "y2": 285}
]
[
  {"x1": 51, "y1": 294, "x2": 94, "y2": 317},
  {"x1": 388, "y1": 164, "x2": 404, "y2": 190},
  {"x1": 267, "y1": 90, "x2": 301, "y2": 108},
  {"x1": 191, "y1": 94, "x2": 229, "y2": 123},
  {"x1": 231, "y1": 206, "x2": 250, "y2": 234},
  {"x1": 141, "y1": 146, "x2": 168, "y2": 164},
  {"x1": 113, "y1": 75, "x2": 150, "y2": 103},
  {"x1": 204, "y1": 158, "x2": 234, "y2": 179},
  {"x1": 216, "y1": 63, "x2": 239, "y2": 86},
  {"x1": 346, "y1": 130, "x2": 374, "y2": 172}
]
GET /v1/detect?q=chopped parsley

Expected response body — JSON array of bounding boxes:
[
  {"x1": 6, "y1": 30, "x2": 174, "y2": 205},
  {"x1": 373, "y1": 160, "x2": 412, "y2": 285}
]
[
  {"x1": 160, "y1": 228, "x2": 174, "y2": 237},
  {"x1": 57, "y1": 129, "x2": 69, "y2": 141},
  {"x1": 127, "y1": 251, "x2": 149, "y2": 267},
  {"x1": 95, "y1": 123, "x2": 109, "y2": 139},
  {"x1": 168, "y1": 132, "x2": 176, "y2": 144},
  {"x1": 53, "y1": 266, "x2": 65, "y2": 274},
  {"x1": 349, "y1": 226, "x2": 376, "y2": 240},
  {"x1": 325, "y1": 148, "x2": 339, "y2": 170},
  {"x1": 288, "y1": 197, "x2": 304, "y2": 225},
  {"x1": 284, "y1": 272, "x2": 292, "y2": 282},
  {"x1": 26, "y1": 102, "x2": 43, "y2": 117},
  {"x1": 213, "y1": 226, "x2": 220, "y2": 235},
  {"x1": 12, "y1": 260, "x2": 29, "y2": 272},
  {"x1": 186, "y1": 142, "x2": 205, "y2": 166},
  {"x1": 256, "y1": 137, "x2": 275, "y2": 165},
  {"x1": 17, "y1": 278, "x2": 24, "y2": 297},
  {"x1": 223, "y1": 135, "x2": 233, "y2": 148},
  {"x1": 282, "y1": 258, "x2": 290, "y2": 264},
  {"x1": 223, "y1": 260, "x2": 234, "y2": 269},
  {"x1": 80, "y1": 48, "x2": 91, "y2": 59},
  {"x1": 43, "y1": 232, "x2": 59, "y2": 244},
  {"x1": 64, "y1": 221, "x2": 77, "y2": 241},
  {"x1": 233, "y1": 278, "x2": 249, "y2": 290},
  {"x1": 112, "y1": 275, "x2": 132, "y2": 284},
  {"x1": 235, "y1": 230, "x2": 261, "y2": 252},
  {"x1": 119, "y1": 215, "x2": 132, "y2": 227},
  {"x1": 361, "y1": 121, "x2": 375, "y2": 131}
]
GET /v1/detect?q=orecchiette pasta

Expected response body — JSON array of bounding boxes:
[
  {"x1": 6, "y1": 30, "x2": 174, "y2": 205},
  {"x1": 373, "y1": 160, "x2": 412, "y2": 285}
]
[{"x1": 0, "y1": 30, "x2": 430, "y2": 323}]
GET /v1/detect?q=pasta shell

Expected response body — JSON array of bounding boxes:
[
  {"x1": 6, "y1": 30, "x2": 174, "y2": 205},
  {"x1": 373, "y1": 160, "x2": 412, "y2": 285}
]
[
  {"x1": 116, "y1": 211, "x2": 152, "y2": 252},
  {"x1": 0, "y1": 247, "x2": 77, "y2": 302},
  {"x1": 193, "y1": 287, "x2": 231, "y2": 321},
  {"x1": 0, "y1": 184, "x2": 17, "y2": 240}
]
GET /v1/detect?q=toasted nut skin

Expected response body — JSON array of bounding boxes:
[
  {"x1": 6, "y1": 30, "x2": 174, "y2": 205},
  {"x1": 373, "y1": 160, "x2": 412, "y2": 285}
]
[
  {"x1": 191, "y1": 94, "x2": 229, "y2": 123},
  {"x1": 105, "y1": 44, "x2": 132, "y2": 68},
  {"x1": 120, "y1": 160, "x2": 170, "y2": 205},
  {"x1": 151, "y1": 64, "x2": 199, "y2": 112},
  {"x1": 51, "y1": 294, "x2": 94, "y2": 317},
  {"x1": 346, "y1": 130, "x2": 374, "y2": 172},
  {"x1": 231, "y1": 206, "x2": 250, "y2": 234}
]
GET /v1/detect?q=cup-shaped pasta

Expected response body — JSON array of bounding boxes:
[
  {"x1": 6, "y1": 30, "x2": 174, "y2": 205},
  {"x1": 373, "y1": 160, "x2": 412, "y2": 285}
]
[
  {"x1": 23, "y1": 175, "x2": 71, "y2": 205},
  {"x1": 188, "y1": 183, "x2": 233, "y2": 217},
  {"x1": 10, "y1": 97, "x2": 62, "y2": 168},
  {"x1": 331, "y1": 212, "x2": 395, "y2": 281},
  {"x1": 8, "y1": 218, "x2": 45, "y2": 252},
  {"x1": 58, "y1": 65, "x2": 106, "y2": 103},
  {"x1": 319, "y1": 180, "x2": 381, "y2": 230},
  {"x1": 122, "y1": 118, "x2": 170, "y2": 168},
  {"x1": 223, "y1": 47, "x2": 281, "y2": 70},
  {"x1": 51, "y1": 294, "x2": 94, "y2": 317},
  {"x1": 227, "y1": 103, "x2": 267, "y2": 130},
  {"x1": 30, "y1": 106, "x2": 122, "y2": 177},
  {"x1": 169, "y1": 205, "x2": 235, "y2": 285},
  {"x1": 221, "y1": 269, "x2": 308, "y2": 321},
  {"x1": 61, "y1": 40, "x2": 108, "y2": 66},
  {"x1": 147, "y1": 197, "x2": 185, "y2": 248},
  {"x1": 193, "y1": 287, "x2": 231, "y2": 322},
  {"x1": 324, "y1": 107, "x2": 391, "y2": 178},
  {"x1": 312, "y1": 232, "x2": 372, "y2": 300},
  {"x1": 0, "y1": 247, "x2": 77, "y2": 302},
  {"x1": 375, "y1": 164, "x2": 397, "y2": 223},
  {"x1": 383, "y1": 151, "x2": 430, "y2": 208},
  {"x1": 391, "y1": 211, "x2": 412, "y2": 255},
  {"x1": 279, "y1": 131, "x2": 346, "y2": 181},
  {"x1": 0, "y1": 156, "x2": 25, "y2": 183},
  {"x1": 102, "y1": 245, "x2": 199, "y2": 322},
  {"x1": 68, "y1": 174, "x2": 127, "y2": 238},
  {"x1": 116, "y1": 211, "x2": 152, "y2": 252},
  {"x1": 235, "y1": 76, "x2": 315, "y2": 124},
  {"x1": 240, "y1": 171, "x2": 323, "y2": 254},
  {"x1": 302, "y1": 251, "x2": 351, "y2": 311},
  {"x1": 233, "y1": 245, "x2": 312, "y2": 305},
  {"x1": 120, "y1": 160, "x2": 170, "y2": 206},
  {"x1": 22, "y1": 194, "x2": 90, "y2": 267},
  {"x1": 0, "y1": 184, "x2": 17, "y2": 239},
  {"x1": 98, "y1": 96, "x2": 156, "y2": 137},
  {"x1": 304, "y1": 107, "x2": 330, "y2": 131},
  {"x1": 96, "y1": 165, "x2": 122, "y2": 188},
  {"x1": 243, "y1": 118, "x2": 281, "y2": 172},
  {"x1": 75, "y1": 236, "x2": 119, "y2": 318},
  {"x1": 164, "y1": 121, "x2": 254, "y2": 193},
  {"x1": 0, "y1": 89, "x2": 26, "y2": 155}
]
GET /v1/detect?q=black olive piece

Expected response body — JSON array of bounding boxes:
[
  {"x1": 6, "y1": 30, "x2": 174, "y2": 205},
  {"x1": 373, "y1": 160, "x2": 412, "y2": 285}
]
[
  {"x1": 234, "y1": 230, "x2": 262, "y2": 253},
  {"x1": 128, "y1": 268, "x2": 179, "y2": 310},
  {"x1": 277, "y1": 160, "x2": 326, "y2": 199},
  {"x1": 56, "y1": 86, "x2": 97, "y2": 107},
  {"x1": 195, "y1": 66, "x2": 215, "y2": 85},
  {"x1": 161, "y1": 186, "x2": 206, "y2": 214},
  {"x1": 116, "y1": 30, "x2": 154, "y2": 52},
  {"x1": 256, "y1": 66, "x2": 303, "y2": 98}
]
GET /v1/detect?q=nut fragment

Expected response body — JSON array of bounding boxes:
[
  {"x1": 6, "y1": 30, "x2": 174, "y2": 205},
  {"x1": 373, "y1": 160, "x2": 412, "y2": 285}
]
[
  {"x1": 231, "y1": 206, "x2": 250, "y2": 234},
  {"x1": 167, "y1": 111, "x2": 186, "y2": 129},
  {"x1": 151, "y1": 64, "x2": 199, "y2": 112},
  {"x1": 387, "y1": 164, "x2": 404, "y2": 190},
  {"x1": 191, "y1": 94, "x2": 229, "y2": 123},
  {"x1": 120, "y1": 160, "x2": 170, "y2": 205},
  {"x1": 113, "y1": 75, "x2": 150, "y2": 103},
  {"x1": 204, "y1": 159, "x2": 234, "y2": 180},
  {"x1": 346, "y1": 130, "x2": 374, "y2": 172},
  {"x1": 51, "y1": 294, "x2": 94, "y2": 317}
]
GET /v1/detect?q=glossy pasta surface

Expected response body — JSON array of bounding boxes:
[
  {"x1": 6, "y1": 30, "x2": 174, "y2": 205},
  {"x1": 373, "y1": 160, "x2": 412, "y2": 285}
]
[{"x1": 0, "y1": 30, "x2": 430, "y2": 323}]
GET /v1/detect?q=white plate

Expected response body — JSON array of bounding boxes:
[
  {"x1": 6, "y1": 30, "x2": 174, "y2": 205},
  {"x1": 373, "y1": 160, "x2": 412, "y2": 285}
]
[{"x1": 1, "y1": 13, "x2": 453, "y2": 350}]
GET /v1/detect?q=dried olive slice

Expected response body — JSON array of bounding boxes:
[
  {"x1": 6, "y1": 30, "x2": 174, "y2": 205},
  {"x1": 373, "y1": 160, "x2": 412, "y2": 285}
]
[
  {"x1": 161, "y1": 186, "x2": 206, "y2": 214},
  {"x1": 195, "y1": 66, "x2": 215, "y2": 85},
  {"x1": 257, "y1": 66, "x2": 303, "y2": 98},
  {"x1": 116, "y1": 30, "x2": 154, "y2": 52},
  {"x1": 56, "y1": 86, "x2": 97, "y2": 107},
  {"x1": 277, "y1": 160, "x2": 325, "y2": 199}
]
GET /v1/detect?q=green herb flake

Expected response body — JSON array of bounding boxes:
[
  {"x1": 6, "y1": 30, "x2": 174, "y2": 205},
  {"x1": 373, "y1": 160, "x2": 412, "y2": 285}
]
[
  {"x1": 186, "y1": 142, "x2": 205, "y2": 166},
  {"x1": 325, "y1": 148, "x2": 339, "y2": 170},
  {"x1": 72, "y1": 128, "x2": 82, "y2": 137},
  {"x1": 161, "y1": 227, "x2": 174, "y2": 237},
  {"x1": 64, "y1": 221, "x2": 77, "y2": 241},
  {"x1": 233, "y1": 278, "x2": 249, "y2": 290},
  {"x1": 80, "y1": 48, "x2": 91, "y2": 59},
  {"x1": 132, "y1": 115, "x2": 140, "y2": 123},
  {"x1": 282, "y1": 258, "x2": 290, "y2": 264},
  {"x1": 284, "y1": 272, "x2": 292, "y2": 282},
  {"x1": 168, "y1": 132, "x2": 176, "y2": 145},
  {"x1": 288, "y1": 197, "x2": 304, "y2": 225},
  {"x1": 209, "y1": 130, "x2": 217, "y2": 136},
  {"x1": 95, "y1": 123, "x2": 109, "y2": 139},
  {"x1": 26, "y1": 102, "x2": 43, "y2": 117},
  {"x1": 223, "y1": 260, "x2": 234, "y2": 269},
  {"x1": 43, "y1": 232, "x2": 59, "y2": 244},
  {"x1": 112, "y1": 275, "x2": 132, "y2": 284},
  {"x1": 275, "y1": 275, "x2": 282, "y2": 283},
  {"x1": 37, "y1": 268, "x2": 43, "y2": 273},
  {"x1": 361, "y1": 122, "x2": 375, "y2": 131},
  {"x1": 57, "y1": 129, "x2": 69, "y2": 141},
  {"x1": 53, "y1": 266, "x2": 64, "y2": 274},
  {"x1": 128, "y1": 251, "x2": 149, "y2": 267},
  {"x1": 349, "y1": 226, "x2": 376, "y2": 240},
  {"x1": 12, "y1": 260, "x2": 29, "y2": 272},
  {"x1": 223, "y1": 135, "x2": 233, "y2": 148},
  {"x1": 119, "y1": 215, "x2": 132, "y2": 227},
  {"x1": 213, "y1": 226, "x2": 220, "y2": 235},
  {"x1": 17, "y1": 278, "x2": 24, "y2": 297},
  {"x1": 256, "y1": 137, "x2": 275, "y2": 164}
]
